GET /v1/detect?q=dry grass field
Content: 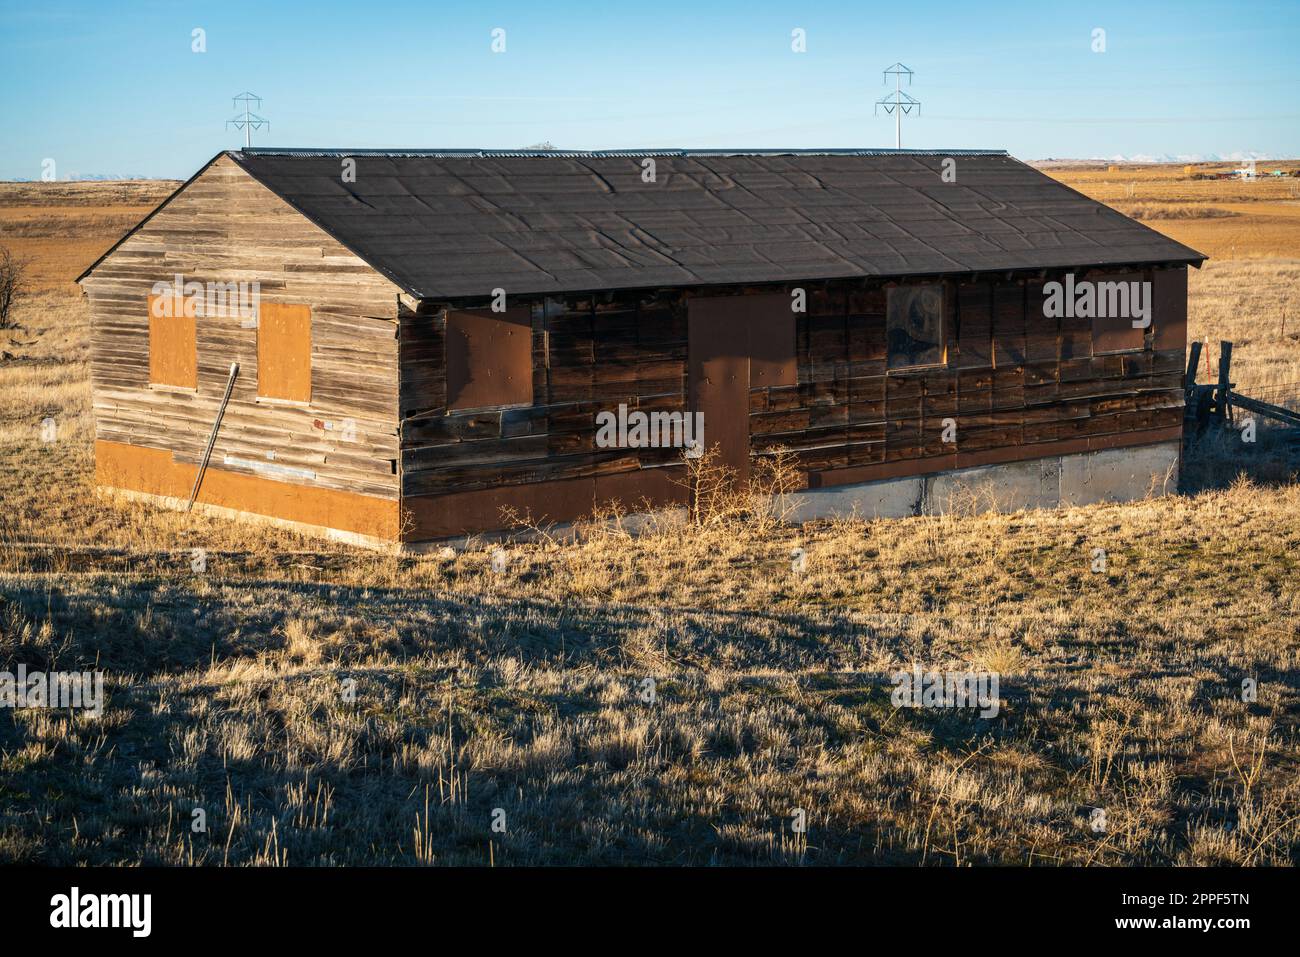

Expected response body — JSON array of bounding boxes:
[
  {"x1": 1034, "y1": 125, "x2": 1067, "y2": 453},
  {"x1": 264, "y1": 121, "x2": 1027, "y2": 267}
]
[
  {"x1": 0, "y1": 165, "x2": 1297, "y2": 866},
  {"x1": 1044, "y1": 160, "x2": 1300, "y2": 263}
]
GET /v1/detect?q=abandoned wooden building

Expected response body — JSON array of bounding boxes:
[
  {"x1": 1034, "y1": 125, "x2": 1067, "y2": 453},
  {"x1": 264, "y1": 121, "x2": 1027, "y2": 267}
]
[{"x1": 77, "y1": 148, "x2": 1205, "y2": 546}]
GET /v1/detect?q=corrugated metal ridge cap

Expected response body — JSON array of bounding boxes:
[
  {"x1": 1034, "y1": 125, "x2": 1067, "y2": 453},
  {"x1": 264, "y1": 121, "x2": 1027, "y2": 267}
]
[{"x1": 237, "y1": 147, "x2": 1010, "y2": 158}]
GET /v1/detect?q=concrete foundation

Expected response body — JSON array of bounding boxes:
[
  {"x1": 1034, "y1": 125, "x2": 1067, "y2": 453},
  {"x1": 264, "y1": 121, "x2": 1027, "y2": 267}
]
[{"x1": 785, "y1": 441, "x2": 1181, "y2": 522}]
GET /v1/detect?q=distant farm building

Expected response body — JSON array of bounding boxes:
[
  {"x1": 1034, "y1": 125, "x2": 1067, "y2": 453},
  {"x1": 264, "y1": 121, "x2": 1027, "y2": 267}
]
[{"x1": 78, "y1": 148, "x2": 1205, "y2": 546}]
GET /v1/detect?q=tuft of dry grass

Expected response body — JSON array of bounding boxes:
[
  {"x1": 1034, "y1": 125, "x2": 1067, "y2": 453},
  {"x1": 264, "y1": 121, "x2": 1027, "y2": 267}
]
[{"x1": 1113, "y1": 204, "x2": 1239, "y2": 221}]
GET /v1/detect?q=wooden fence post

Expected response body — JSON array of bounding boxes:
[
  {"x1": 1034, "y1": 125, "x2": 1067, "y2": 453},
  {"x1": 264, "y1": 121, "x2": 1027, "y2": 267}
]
[
  {"x1": 1185, "y1": 340, "x2": 1202, "y2": 389},
  {"x1": 1217, "y1": 341, "x2": 1233, "y2": 424}
]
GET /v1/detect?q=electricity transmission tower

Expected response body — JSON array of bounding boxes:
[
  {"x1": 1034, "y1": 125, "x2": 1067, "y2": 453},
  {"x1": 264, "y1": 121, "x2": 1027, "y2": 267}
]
[
  {"x1": 874, "y1": 64, "x2": 920, "y2": 149},
  {"x1": 226, "y1": 92, "x2": 270, "y2": 148}
]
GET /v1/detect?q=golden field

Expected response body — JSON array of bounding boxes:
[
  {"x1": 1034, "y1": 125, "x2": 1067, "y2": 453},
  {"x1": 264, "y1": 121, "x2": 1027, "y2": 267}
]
[
  {"x1": 0, "y1": 164, "x2": 1297, "y2": 866},
  {"x1": 1046, "y1": 159, "x2": 1300, "y2": 262}
]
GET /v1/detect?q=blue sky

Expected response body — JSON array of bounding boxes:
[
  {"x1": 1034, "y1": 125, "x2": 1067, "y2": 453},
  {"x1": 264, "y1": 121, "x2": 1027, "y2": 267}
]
[{"x1": 2, "y1": 0, "x2": 1298, "y2": 179}]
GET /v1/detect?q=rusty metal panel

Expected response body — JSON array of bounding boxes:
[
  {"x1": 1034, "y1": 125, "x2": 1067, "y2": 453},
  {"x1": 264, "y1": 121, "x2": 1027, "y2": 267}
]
[
  {"x1": 147, "y1": 294, "x2": 197, "y2": 388},
  {"x1": 401, "y1": 466, "x2": 691, "y2": 540},
  {"x1": 1091, "y1": 272, "x2": 1147, "y2": 355},
  {"x1": 595, "y1": 466, "x2": 690, "y2": 510},
  {"x1": 689, "y1": 297, "x2": 751, "y2": 483},
  {"x1": 446, "y1": 306, "x2": 532, "y2": 410},
  {"x1": 405, "y1": 477, "x2": 596, "y2": 539},
  {"x1": 746, "y1": 293, "x2": 797, "y2": 387},
  {"x1": 258, "y1": 302, "x2": 312, "y2": 401},
  {"x1": 1152, "y1": 267, "x2": 1188, "y2": 352}
]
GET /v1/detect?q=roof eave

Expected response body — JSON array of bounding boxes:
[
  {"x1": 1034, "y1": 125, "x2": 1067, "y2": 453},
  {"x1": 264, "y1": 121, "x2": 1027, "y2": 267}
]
[{"x1": 413, "y1": 255, "x2": 1210, "y2": 306}]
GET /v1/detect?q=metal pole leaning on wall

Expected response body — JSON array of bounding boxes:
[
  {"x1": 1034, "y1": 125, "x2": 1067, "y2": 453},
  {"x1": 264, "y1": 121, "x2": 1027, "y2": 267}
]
[{"x1": 188, "y1": 361, "x2": 239, "y2": 511}]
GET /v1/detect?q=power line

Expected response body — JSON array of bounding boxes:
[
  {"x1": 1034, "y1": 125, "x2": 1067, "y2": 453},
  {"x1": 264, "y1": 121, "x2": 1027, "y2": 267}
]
[
  {"x1": 226, "y1": 92, "x2": 270, "y2": 148},
  {"x1": 874, "y1": 63, "x2": 920, "y2": 149}
]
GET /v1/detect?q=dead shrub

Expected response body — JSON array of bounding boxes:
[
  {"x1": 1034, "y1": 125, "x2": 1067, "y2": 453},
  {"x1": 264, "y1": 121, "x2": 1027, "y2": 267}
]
[{"x1": 0, "y1": 245, "x2": 27, "y2": 330}]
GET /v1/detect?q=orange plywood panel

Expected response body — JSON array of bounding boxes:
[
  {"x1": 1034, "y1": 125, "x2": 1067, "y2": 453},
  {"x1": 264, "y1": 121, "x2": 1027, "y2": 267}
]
[
  {"x1": 147, "y1": 294, "x2": 197, "y2": 388},
  {"x1": 96, "y1": 440, "x2": 399, "y2": 540},
  {"x1": 258, "y1": 303, "x2": 312, "y2": 402}
]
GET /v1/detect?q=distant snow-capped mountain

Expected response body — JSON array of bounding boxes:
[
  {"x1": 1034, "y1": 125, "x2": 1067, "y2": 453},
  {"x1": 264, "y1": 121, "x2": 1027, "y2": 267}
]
[{"x1": 1102, "y1": 151, "x2": 1275, "y2": 164}]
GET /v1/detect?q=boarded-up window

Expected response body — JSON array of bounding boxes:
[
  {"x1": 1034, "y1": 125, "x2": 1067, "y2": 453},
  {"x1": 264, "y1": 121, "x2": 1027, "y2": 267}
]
[
  {"x1": 747, "y1": 295, "x2": 797, "y2": 387},
  {"x1": 887, "y1": 284, "x2": 945, "y2": 370},
  {"x1": 446, "y1": 307, "x2": 532, "y2": 411},
  {"x1": 258, "y1": 303, "x2": 312, "y2": 402},
  {"x1": 148, "y1": 293, "x2": 197, "y2": 388},
  {"x1": 1091, "y1": 275, "x2": 1147, "y2": 354},
  {"x1": 1152, "y1": 267, "x2": 1187, "y2": 351}
]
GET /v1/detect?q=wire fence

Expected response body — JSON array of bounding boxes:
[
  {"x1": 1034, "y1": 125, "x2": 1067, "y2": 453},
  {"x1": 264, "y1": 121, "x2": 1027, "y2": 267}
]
[{"x1": 1236, "y1": 381, "x2": 1300, "y2": 412}]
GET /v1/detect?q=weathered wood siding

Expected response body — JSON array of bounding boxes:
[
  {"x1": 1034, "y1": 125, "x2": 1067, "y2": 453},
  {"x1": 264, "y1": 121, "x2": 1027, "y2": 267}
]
[
  {"x1": 764, "y1": 266, "x2": 1186, "y2": 487},
  {"x1": 400, "y1": 291, "x2": 693, "y2": 538},
  {"x1": 83, "y1": 155, "x2": 403, "y2": 506},
  {"x1": 400, "y1": 291, "x2": 689, "y2": 497},
  {"x1": 400, "y1": 265, "x2": 1185, "y2": 537}
]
